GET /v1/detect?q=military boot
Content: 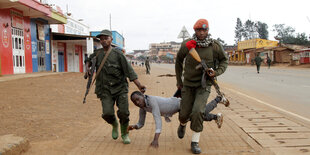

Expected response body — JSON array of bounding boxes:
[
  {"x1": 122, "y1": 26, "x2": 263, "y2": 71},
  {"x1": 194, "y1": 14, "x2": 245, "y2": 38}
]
[
  {"x1": 111, "y1": 121, "x2": 119, "y2": 140},
  {"x1": 191, "y1": 142, "x2": 201, "y2": 154},
  {"x1": 121, "y1": 123, "x2": 131, "y2": 144},
  {"x1": 177, "y1": 124, "x2": 186, "y2": 139}
]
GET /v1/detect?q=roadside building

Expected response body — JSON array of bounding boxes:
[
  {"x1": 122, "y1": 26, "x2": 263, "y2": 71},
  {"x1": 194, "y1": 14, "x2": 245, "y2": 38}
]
[
  {"x1": 0, "y1": 0, "x2": 66, "y2": 75},
  {"x1": 133, "y1": 50, "x2": 148, "y2": 58},
  {"x1": 226, "y1": 39, "x2": 310, "y2": 65},
  {"x1": 227, "y1": 39, "x2": 279, "y2": 65},
  {"x1": 223, "y1": 45, "x2": 237, "y2": 63},
  {"x1": 50, "y1": 14, "x2": 90, "y2": 73},
  {"x1": 149, "y1": 41, "x2": 181, "y2": 62},
  {"x1": 295, "y1": 48, "x2": 310, "y2": 64}
]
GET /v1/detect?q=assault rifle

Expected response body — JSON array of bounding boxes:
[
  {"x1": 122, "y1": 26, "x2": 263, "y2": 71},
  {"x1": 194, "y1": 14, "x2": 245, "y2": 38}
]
[
  {"x1": 83, "y1": 57, "x2": 96, "y2": 104},
  {"x1": 188, "y1": 48, "x2": 230, "y2": 106}
]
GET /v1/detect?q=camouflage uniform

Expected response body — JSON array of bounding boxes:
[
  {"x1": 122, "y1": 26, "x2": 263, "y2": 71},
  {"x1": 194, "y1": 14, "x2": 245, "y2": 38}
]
[
  {"x1": 145, "y1": 58, "x2": 150, "y2": 74},
  {"x1": 85, "y1": 47, "x2": 137, "y2": 125},
  {"x1": 175, "y1": 39, "x2": 228, "y2": 132},
  {"x1": 254, "y1": 55, "x2": 263, "y2": 73}
]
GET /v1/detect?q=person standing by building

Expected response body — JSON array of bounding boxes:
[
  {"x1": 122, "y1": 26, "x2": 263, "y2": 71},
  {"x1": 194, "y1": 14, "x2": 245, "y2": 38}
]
[
  {"x1": 145, "y1": 57, "x2": 151, "y2": 74},
  {"x1": 267, "y1": 56, "x2": 271, "y2": 69},
  {"x1": 85, "y1": 29, "x2": 146, "y2": 144},
  {"x1": 175, "y1": 19, "x2": 228, "y2": 154},
  {"x1": 254, "y1": 53, "x2": 263, "y2": 73}
]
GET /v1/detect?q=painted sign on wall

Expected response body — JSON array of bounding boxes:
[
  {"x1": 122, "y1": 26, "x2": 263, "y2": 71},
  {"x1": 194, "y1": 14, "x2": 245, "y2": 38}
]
[
  {"x1": 238, "y1": 39, "x2": 278, "y2": 51},
  {"x1": 2, "y1": 29, "x2": 9, "y2": 48},
  {"x1": 25, "y1": 34, "x2": 31, "y2": 50},
  {"x1": 46, "y1": 40, "x2": 50, "y2": 54}
]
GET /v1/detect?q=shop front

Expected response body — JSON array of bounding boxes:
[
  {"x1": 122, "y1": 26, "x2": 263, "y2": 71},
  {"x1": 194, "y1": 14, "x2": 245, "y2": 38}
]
[
  {"x1": 0, "y1": 0, "x2": 66, "y2": 75},
  {"x1": 51, "y1": 33, "x2": 90, "y2": 73}
]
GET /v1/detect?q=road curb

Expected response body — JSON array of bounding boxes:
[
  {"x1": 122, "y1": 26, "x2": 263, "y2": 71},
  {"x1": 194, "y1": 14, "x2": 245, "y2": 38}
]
[
  {"x1": 0, "y1": 72, "x2": 67, "y2": 82},
  {"x1": 0, "y1": 134, "x2": 30, "y2": 155}
]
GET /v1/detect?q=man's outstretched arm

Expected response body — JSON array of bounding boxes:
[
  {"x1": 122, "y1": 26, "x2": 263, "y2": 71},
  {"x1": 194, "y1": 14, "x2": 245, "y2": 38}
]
[{"x1": 127, "y1": 109, "x2": 146, "y2": 131}]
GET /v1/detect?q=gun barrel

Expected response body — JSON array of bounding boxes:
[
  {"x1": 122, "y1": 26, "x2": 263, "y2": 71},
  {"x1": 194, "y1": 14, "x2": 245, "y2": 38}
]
[{"x1": 83, "y1": 89, "x2": 89, "y2": 104}]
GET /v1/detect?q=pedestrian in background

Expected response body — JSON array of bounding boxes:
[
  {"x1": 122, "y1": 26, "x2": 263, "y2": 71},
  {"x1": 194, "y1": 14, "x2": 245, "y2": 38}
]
[
  {"x1": 175, "y1": 19, "x2": 228, "y2": 154},
  {"x1": 267, "y1": 56, "x2": 271, "y2": 69},
  {"x1": 254, "y1": 53, "x2": 263, "y2": 73},
  {"x1": 85, "y1": 29, "x2": 146, "y2": 144},
  {"x1": 145, "y1": 57, "x2": 151, "y2": 74}
]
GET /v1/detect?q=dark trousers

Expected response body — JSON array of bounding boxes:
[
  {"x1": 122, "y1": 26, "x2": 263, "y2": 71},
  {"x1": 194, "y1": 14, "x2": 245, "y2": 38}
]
[
  {"x1": 256, "y1": 65, "x2": 261, "y2": 73},
  {"x1": 203, "y1": 99, "x2": 218, "y2": 121},
  {"x1": 146, "y1": 66, "x2": 150, "y2": 74},
  {"x1": 179, "y1": 86, "x2": 210, "y2": 132},
  {"x1": 99, "y1": 91, "x2": 129, "y2": 125}
]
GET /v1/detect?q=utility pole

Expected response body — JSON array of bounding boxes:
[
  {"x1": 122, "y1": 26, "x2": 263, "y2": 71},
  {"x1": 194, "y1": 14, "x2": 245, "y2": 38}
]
[
  {"x1": 109, "y1": 14, "x2": 112, "y2": 30},
  {"x1": 307, "y1": 16, "x2": 310, "y2": 40},
  {"x1": 66, "y1": 4, "x2": 71, "y2": 16}
]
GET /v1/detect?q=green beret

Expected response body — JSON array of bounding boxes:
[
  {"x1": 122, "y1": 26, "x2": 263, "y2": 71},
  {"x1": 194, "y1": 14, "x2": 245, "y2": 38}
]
[{"x1": 96, "y1": 29, "x2": 112, "y2": 38}]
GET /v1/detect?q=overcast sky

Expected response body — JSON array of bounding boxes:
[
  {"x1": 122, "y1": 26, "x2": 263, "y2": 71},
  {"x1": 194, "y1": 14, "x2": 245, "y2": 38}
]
[{"x1": 48, "y1": 0, "x2": 310, "y2": 52}]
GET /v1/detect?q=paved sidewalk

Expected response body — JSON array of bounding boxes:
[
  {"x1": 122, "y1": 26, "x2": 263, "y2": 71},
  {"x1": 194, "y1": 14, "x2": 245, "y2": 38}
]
[
  {"x1": 220, "y1": 86, "x2": 310, "y2": 155},
  {"x1": 68, "y1": 66, "x2": 272, "y2": 155},
  {"x1": 3, "y1": 65, "x2": 309, "y2": 154}
]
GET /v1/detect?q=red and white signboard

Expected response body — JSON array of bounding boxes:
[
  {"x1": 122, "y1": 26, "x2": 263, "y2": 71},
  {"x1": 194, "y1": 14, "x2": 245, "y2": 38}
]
[{"x1": 26, "y1": 34, "x2": 31, "y2": 50}]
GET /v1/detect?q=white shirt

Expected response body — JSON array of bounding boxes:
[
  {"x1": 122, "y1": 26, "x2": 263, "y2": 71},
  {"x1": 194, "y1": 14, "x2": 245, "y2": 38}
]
[{"x1": 135, "y1": 95, "x2": 181, "y2": 133}]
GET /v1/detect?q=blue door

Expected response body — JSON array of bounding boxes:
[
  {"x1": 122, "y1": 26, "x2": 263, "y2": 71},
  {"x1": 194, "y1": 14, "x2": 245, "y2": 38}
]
[{"x1": 58, "y1": 52, "x2": 64, "y2": 72}]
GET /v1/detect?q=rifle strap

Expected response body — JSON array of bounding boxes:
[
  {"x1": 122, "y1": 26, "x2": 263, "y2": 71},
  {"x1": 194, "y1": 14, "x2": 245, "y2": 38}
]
[{"x1": 91, "y1": 46, "x2": 112, "y2": 85}]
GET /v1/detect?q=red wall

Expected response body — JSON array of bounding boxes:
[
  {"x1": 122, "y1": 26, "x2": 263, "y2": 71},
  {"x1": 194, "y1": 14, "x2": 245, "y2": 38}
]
[
  {"x1": 75, "y1": 45, "x2": 83, "y2": 72},
  {"x1": 300, "y1": 51, "x2": 310, "y2": 64},
  {"x1": 23, "y1": 16, "x2": 32, "y2": 73},
  {"x1": 0, "y1": 9, "x2": 13, "y2": 75}
]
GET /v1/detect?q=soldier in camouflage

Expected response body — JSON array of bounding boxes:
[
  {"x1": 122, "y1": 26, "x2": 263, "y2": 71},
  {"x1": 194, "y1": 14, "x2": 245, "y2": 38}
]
[
  {"x1": 175, "y1": 19, "x2": 228, "y2": 154},
  {"x1": 85, "y1": 29, "x2": 146, "y2": 144}
]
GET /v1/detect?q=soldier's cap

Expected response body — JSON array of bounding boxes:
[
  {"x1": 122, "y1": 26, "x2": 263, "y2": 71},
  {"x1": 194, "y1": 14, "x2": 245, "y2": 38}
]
[
  {"x1": 193, "y1": 19, "x2": 209, "y2": 30},
  {"x1": 96, "y1": 29, "x2": 112, "y2": 38}
]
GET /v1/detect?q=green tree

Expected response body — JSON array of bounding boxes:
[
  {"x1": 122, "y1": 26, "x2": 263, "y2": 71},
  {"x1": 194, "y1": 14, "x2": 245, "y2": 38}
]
[
  {"x1": 137, "y1": 55, "x2": 146, "y2": 61},
  {"x1": 255, "y1": 21, "x2": 269, "y2": 39},
  {"x1": 273, "y1": 24, "x2": 295, "y2": 42},
  {"x1": 234, "y1": 18, "x2": 243, "y2": 44},
  {"x1": 243, "y1": 19, "x2": 255, "y2": 40},
  {"x1": 151, "y1": 55, "x2": 158, "y2": 61},
  {"x1": 273, "y1": 24, "x2": 310, "y2": 45},
  {"x1": 159, "y1": 55, "x2": 173, "y2": 62},
  {"x1": 294, "y1": 33, "x2": 310, "y2": 45}
]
